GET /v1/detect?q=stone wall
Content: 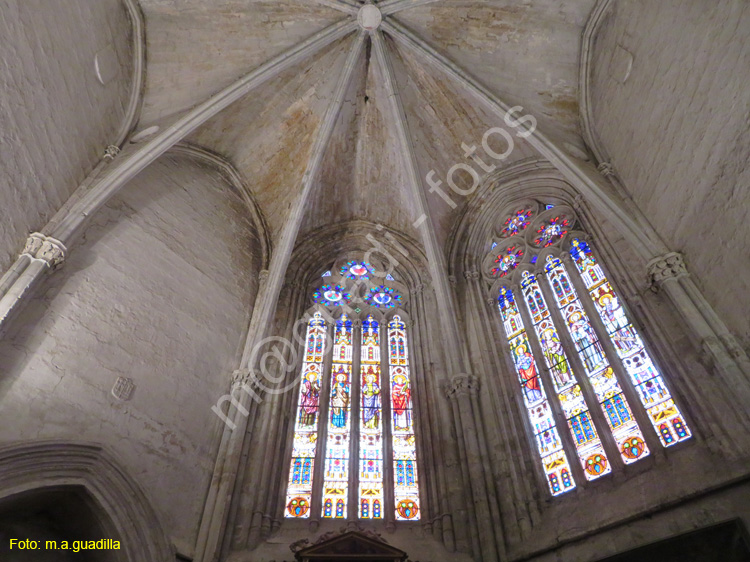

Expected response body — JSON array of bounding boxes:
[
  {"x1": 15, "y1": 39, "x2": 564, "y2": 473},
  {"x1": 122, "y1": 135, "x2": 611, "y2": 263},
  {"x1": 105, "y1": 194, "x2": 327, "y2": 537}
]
[
  {"x1": 0, "y1": 0, "x2": 135, "y2": 272},
  {"x1": 0, "y1": 154, "x2": 262, "y2": 557},
  {"x1": 529, "y1": 479, "x2": 750, "y2": 562},
  {"x1": 589, "y1": 0, "x2": 750, "y2": 349}
]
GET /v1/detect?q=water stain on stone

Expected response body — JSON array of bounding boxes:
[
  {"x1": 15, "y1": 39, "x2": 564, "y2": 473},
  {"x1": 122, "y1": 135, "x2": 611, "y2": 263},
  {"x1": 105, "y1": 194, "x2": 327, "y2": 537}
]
[{"x1": 419, "y1": 4, "x2": 533, "y2": 51}]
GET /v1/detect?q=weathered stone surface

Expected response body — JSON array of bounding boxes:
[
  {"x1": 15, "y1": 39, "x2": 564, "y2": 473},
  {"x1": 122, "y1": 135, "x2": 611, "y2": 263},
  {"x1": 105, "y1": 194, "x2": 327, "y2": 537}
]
[
  {"x1": 590, "y1": 0, "x2": 750, "y2": 348},
  {"x1": 0, "y1": 154, "x2": 261, "y2": 555}
]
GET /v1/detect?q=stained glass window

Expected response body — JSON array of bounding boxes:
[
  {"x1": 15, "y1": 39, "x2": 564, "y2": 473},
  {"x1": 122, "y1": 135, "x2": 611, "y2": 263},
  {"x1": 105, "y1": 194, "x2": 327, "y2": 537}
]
[
  {"x1": 364, "y1": 286, "x2": 403, "y2": 309},
  {"x1": 491, "y1": 245, "x2": 524, "y2": 278},
  {"x1": 313, "y1": 284, "x2": 352, "y2": 307},
  {"x1": 322, "y1": 314, "x2": 353, "y2": 518},
  {"x1": 498, "y1": 288, "x2": 576, "y2": 494},
  {"x1": 488, "y1": 201, "x2": 693, "y2": 496},
  {"x1": 389, "y1": 315, "x2": 420, "y2": 520},
  {"x1": 288, "y1": 273, "x2": 422, "y2": 522},
  {"x1": 359, "y1": 315, "x2": 384, "y2": 519},
  {"x1": 533, "y1": 216, "x2": 571, "y2": 248},
  {"x1": 341, "y1": 261, "x2": 374, "y2": 281},
  {"x1": 501, "y1": 208, "x2": 534, "y2": 237},
  {"x1": 569, "y1": 239, "x2": 692, "y2": 446},
  {"x1": 542, "y1": 258, "x2": 650, "y2": 464},
  {"x1": 285, "y1": 312, "x2": 327, "y2": 518},
  {"x1": 519, "y1": 272, "x2": 612, "y2": 479}
]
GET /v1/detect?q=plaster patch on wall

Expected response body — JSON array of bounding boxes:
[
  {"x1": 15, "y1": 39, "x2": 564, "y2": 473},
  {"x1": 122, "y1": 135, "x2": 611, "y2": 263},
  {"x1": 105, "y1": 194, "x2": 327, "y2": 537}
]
[{"x1": 609, "y1": 44, "x2": 634, "y2": 84}]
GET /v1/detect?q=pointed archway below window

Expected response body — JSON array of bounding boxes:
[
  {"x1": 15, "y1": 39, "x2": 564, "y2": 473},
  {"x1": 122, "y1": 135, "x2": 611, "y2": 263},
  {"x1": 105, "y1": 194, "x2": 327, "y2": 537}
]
[{"x1": 292, "y1": 530, "x2": 408, "y2": 562}]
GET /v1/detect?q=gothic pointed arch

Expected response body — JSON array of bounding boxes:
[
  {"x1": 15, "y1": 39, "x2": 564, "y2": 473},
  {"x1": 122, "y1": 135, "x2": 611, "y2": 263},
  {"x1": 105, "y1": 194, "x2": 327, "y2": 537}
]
[{"x1": 0, "y1": 441, "x2": 173, "y2": 561}]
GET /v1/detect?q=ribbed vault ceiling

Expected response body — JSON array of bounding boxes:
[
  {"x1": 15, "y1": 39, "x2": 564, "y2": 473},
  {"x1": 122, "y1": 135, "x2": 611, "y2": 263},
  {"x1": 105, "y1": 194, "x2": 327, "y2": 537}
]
[{"x1": 136, "y1": 0, "x2": 596, "y2": 247}]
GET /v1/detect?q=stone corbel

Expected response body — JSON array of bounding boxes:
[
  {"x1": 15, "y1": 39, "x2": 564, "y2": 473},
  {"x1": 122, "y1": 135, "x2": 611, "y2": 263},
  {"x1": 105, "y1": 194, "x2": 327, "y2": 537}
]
[
  {"x1": 647, "y1": 251, "x2": 688, "y2": 289},
  {"x1": 22, "y1": 233, "x2": 67, "y2": 269}
]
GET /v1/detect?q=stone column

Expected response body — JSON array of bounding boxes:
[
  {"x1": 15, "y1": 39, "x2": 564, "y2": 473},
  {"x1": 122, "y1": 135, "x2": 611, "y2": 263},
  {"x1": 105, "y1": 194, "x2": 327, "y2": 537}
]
[
  {"x1": 445, "y1": 374, "x2": 500, "y2": 562},
  {"x1": 0, "y1": 233, "x2": 66, "y2": 333},
  {"x1": 409, "y1": 282, "x2": 457, "y2": 551},
  {"x1": 463, "y1": 270, "x2": 531, "y2": 544},
  {"x1": 648, "y1": 253, "x2": 750, "y2": 432}
]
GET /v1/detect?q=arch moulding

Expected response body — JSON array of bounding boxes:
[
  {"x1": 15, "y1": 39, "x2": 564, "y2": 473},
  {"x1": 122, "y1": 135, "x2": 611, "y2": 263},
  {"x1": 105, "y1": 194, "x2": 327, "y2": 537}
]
[{"x1": 0, "y1": 440, "x2": 174, "y2": 562}]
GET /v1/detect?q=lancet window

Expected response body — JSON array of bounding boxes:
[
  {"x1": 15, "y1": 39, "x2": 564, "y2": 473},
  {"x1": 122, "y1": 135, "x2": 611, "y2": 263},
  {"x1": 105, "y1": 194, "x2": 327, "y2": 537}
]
[
  {"x1": 485, "y1": 202, "x2": 692, "y2": 495},
  {"x1": 284, "y1": 262, "x2": 421, "y2": 520}
]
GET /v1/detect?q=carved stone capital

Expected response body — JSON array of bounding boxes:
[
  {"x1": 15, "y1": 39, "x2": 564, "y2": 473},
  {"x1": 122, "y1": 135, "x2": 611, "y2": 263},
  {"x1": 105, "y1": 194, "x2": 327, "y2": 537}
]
[
  {"x1": 22, "y1": 233, "x2": 66, "y2": 268},
  {"x1": 22, "y1": 233, "x2": 46, "y2": 257},
  {"x1": 38, "y1": 238, "x2": 67, "y2": 268},
  {"x1": 412, "y1": 283, "x2": 424, "y2": 295},
  {"x1": 597, "y1": 161, "x2": 615, "y2": 177},
  {"x1": 103, "y1": 145, "x2": 121, "y2": 161},
  {"x1": 445, "y1": 373, "x2": 479, "y2": 398},
  {"x1": 486, "y1": 297, "x2": 497, "y2": 307},
  {"x1": 463, "y1": 270, "x2": 480, "y2": 281},
  {"x1": 258, "y1": 269, "x2": 269, "y2": 283},
  {"x1": 448, "y1": 275, "x2": 457, "y2": 286},
  {"x1": 351, "y1": 318, "x2": 362, "y2": 329},
  {"x1": 647, "y1": 252, "x2": 688, "y2": 285},
  {"x1": 231, "y1": 368, "x2": 252, "y2": 390}
]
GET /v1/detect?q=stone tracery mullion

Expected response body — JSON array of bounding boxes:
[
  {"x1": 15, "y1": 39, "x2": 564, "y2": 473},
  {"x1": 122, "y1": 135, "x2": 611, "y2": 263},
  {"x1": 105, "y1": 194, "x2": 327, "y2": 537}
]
[
  {"x1": 510, "y1": 281, "x2": 588, "y2": 488},
  {"x1": 560, "y1": 251, "x2": 664, "y2": 458},
  {"x1": 533, "y1": 265, "x2": 627, "y2": 473}
]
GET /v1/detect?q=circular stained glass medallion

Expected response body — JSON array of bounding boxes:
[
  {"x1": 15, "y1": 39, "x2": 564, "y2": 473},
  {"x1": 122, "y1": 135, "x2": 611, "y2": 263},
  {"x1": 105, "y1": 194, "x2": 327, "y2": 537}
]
[
  {"x1": 312, "y1": 284, "x2": 351, "y2": 306},
  {"x1": 340, "y1": 260, "x2": 374, "y2": 280},
  {"x1": 501, "y1": 208, "x2": 534, "y2": 237},
  {"x1": 585, "y1": 453, "x2": 608, "y2": 477},
  {"x1": 286, "y1": 497, "x2": 310, "y2": 517},
  {"x1": 532, "y1": 215, "x2": 571, "y2": 247},
  {"x1": 621, "y1": 436, "x2": 646, "y2": 460},
  {"x1": 396, "y1": 499, "x2": 419, "y2": 520},
  {"x1": 490, "y1": 246, "x2": 524, "y2": 277},
  {"x1": 364, "y1": 285, "x2": 402, "y2": 309}
]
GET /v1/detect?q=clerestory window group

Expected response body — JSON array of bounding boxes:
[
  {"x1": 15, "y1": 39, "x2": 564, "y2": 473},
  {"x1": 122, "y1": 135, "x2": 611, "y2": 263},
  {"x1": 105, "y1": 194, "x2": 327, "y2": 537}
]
[
  {"x1": 284, "y1": 261, "x2": 420, "y2": 521},
  {"x1": 485, "y1": 201, "x2": 692, "y2": 495}
]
